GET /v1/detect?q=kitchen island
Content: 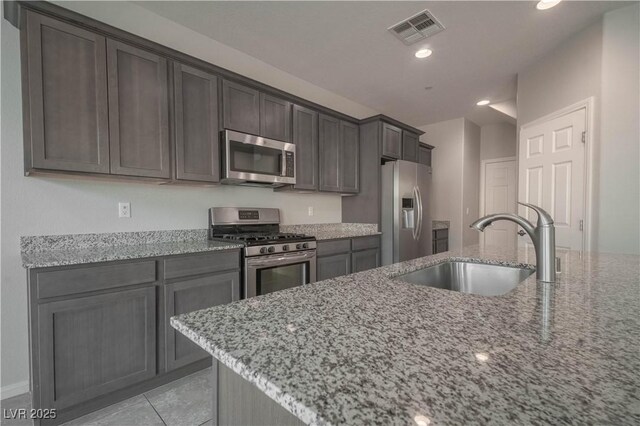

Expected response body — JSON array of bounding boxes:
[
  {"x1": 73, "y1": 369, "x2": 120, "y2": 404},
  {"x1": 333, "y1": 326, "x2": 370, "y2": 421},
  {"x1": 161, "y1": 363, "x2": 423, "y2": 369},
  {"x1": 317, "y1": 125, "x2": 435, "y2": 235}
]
[{"x1": 171, "y1": 246, "x2": 640, "y2": 425}]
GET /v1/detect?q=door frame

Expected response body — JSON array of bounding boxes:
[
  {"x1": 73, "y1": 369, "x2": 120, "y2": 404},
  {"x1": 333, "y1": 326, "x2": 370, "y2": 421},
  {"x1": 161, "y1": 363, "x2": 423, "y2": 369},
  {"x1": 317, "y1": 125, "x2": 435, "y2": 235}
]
[
  {"x1": 518, "y1": 97, "x2": 595, "y2": 252},
  {"x1": 479, "y1": 156, "x2": 517, "y2": 247}
]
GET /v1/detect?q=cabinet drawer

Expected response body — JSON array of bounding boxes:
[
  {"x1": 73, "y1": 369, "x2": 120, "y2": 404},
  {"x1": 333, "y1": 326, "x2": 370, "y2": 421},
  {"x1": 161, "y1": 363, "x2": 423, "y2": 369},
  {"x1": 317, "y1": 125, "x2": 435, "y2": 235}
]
[
  {"x1": 164, "y1": 250, "x2": 240, "y2": 280},
  {"x1": 36, "y1": 260, "x2": 157, "y2": 299},
  {"x1": 316, "y1": 239, "x2": 351, "y2": 257},
  {"x1": 351, "y1": 235, "x2": 380, "y2": 251},
  {"x1": 434, "y1": 229, "x2": 449, "y2": 240}
]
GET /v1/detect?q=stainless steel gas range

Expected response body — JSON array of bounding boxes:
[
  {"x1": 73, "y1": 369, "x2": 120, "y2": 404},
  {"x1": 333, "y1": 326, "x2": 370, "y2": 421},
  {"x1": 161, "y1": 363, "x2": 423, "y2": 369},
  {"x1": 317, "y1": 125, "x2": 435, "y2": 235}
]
[{"x1": 208, "y1": 207, "x2": 316, "y2": 298}]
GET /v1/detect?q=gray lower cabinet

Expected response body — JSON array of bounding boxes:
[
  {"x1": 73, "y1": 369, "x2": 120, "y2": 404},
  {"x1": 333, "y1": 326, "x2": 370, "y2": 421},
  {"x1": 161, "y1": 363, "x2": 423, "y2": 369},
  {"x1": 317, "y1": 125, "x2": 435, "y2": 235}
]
[
  {"x1": 222, "y1": 79, "x2": 260, "y2": 135},
  {"x1": 402, "y1": 131, "x2": 419, "y2": 163},
  {"x1": 173, "y1": 63, "x2": 220, "y2": 182},
  {"x1": 107, "y1": 40, "x2": 170, "y2": 178},
  {"x1": 318, "y1": 114, "x2": 341, "y2": 192},
  {"x1": 23, "y1": 10, "x2": 110, "y2": 174},
  {"x1": 28, "y1": 249, "x2": 241, "y2": 425},
  {"x1": 37, "y1": 286, "x2": 157, "y2": 410},
  {"x1": 260, "y1": 93, "x2": 291, "y2": 142},
  {"x1": 382, "y1": 122, "x2": 402, "y2": 159},
  {"x1": 352, "y1": 248, "x2": 380, "y2": 273},
  {"x1": 291, "y1": 104, "x2": 318, "y2": 191},
  {"x1": 317, "y1": 252, "x2": 351, "y2": 281},
  {"x1": 316, "y1": 236, "x2": 380, "y2": 280},
  {"x1": 165, "y1": 271, "x2": 240, "y2": 371}
]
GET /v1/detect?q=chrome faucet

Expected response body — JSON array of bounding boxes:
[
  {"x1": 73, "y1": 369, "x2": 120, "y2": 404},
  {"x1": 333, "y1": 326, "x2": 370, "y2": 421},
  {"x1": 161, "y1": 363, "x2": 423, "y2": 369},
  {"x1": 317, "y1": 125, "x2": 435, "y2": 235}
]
[{"x1": 470, "y1": 202, "x2": 556, "y2": 282}]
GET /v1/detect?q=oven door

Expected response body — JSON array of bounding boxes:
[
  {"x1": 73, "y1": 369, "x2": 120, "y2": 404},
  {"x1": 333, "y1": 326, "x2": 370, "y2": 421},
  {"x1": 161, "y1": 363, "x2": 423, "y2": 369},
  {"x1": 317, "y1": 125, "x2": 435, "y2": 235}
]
[
  {"x1": 244, "y1": 250, "x2": 316, "y2": 298},
  {"x1": 223, "y1": 130, "x2": 296, "y2": 185}
]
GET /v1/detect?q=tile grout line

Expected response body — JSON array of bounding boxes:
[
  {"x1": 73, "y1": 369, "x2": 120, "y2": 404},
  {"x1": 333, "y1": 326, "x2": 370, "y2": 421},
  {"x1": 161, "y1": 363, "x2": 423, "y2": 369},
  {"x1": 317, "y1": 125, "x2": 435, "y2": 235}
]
[{"x1": 143, "y1": 394, "x2": 167, "y2": 426}]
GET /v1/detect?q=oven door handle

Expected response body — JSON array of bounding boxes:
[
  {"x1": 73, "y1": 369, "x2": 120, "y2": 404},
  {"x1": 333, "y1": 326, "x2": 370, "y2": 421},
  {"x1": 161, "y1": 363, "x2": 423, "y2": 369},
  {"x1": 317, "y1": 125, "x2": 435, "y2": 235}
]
[{"x1": 246, "y1": 251, "x2": 315, "y2": 267}]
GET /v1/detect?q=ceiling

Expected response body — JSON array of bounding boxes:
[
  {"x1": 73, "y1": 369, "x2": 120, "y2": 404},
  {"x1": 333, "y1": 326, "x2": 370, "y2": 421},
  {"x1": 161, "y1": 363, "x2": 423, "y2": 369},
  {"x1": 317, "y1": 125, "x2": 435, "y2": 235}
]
[{"x1": 135, "y1": 1, "x2": 629, "y2": 127}]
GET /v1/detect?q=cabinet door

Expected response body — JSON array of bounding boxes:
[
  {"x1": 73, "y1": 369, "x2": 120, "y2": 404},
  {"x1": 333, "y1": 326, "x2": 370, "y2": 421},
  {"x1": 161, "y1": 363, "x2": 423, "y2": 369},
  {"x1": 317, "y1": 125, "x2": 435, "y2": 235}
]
[
  {"x1": 165, "y1": 271, "x2": 239, "y2": 371},
  {"x1": 402, "y1": 131, "x2": 419, "y2": 163},
  {"x1": 260, "y1": 94, "x2": 291, "y2": 142},
  {"x1": 318, "y1": 114, "x2": 341, "y2": 192},
  {"x1": 317, "y1": 253, "x2": 351, "y2": 281},
  {"x1": 24, "y1": 12, "x2": 109, "y2": 173},
  {"x1": 381, "y1": 122, "x2": 402, "y2": 159},
  {"x1": 352, "y1": 248, "x2": 380, "y2": 273},
  {"x1": 107, "y1": 40, "x2": 170, "y2": 178},
  {"x1": 174, "y1": 63, "x2": 220, "y2": 182},
  {"x1": 419, "y1": 145, "x2": 432, "y2": 167},
  {"x1": 37, "y1": 286, "x2": 156, "y2": 409},
  {"x1": 340, "y1": 121, "x2": 359, "y2": 193},
  {"x1": 222, "y1": 80, "x2": 260, "y2": 135},
  {"x1": 292, "y1": 105, "x2": 318, "y2": 191}
]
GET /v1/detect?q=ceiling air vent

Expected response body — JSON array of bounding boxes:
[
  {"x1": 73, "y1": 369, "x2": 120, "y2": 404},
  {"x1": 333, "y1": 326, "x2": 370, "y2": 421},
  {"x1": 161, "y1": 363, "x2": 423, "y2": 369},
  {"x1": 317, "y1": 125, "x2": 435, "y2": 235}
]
[{"x1": 388, "y1": 9, "x2": 445, "y2": 46}]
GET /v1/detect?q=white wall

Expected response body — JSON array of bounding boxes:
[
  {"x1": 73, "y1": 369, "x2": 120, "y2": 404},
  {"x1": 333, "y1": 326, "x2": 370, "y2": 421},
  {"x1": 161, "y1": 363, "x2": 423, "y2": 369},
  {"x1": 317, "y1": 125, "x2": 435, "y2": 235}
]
[
  {"x1": 517, "y1": 4, "x2": 639, "y2": 255},
  {"x1": 419, "y1": 118, "x2": 480, "y2": 251},
  {"x1": 0, "y1": 2, "x2": 379, "y2": 393},
  {"x1": 597, "y1": 4, "x2": 640, "y2": 254},
  {"x1": 462, "y1": 120, "x2": 481, "y2": 247},
  {"x1": 480, "y1": 123, "x2": 517, "y2": 161}
]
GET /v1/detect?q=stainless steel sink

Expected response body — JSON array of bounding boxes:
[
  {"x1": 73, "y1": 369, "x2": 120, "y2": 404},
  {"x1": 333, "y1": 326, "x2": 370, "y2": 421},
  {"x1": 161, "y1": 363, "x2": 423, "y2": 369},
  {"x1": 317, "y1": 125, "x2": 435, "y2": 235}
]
[{"x1": 395, "y1": 261, "x2": 535, "y2": 296}]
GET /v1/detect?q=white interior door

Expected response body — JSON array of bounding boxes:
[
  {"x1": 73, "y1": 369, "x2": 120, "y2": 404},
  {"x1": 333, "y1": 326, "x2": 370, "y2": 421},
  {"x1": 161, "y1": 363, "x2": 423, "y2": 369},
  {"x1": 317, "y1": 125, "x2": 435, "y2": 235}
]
[
  {"x1": 482, "y1": 159, "x2": 517, "y2": 251},
  {"x1": 519, "y1": 108, "x2": 586, "y2": 250}
]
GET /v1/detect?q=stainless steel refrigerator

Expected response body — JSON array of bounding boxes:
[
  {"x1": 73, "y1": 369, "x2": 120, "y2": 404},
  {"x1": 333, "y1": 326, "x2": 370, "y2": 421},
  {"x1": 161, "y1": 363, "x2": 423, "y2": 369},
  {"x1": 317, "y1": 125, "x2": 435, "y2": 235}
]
[{"x1": 381, "y1": 160, "x2": 432, "y2": 265}]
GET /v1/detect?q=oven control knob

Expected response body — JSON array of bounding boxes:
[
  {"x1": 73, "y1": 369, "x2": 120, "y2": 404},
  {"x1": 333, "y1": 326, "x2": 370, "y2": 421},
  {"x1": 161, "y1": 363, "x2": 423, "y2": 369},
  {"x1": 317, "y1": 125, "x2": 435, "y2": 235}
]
[
  {"x1": 296, "y1": 243, "x2": 302, "y2": 250},
  {"x1": 282, "y1": 245, "x2": 289, "y2": 251},
  {"x1": 302, "y1": 243, "x2": 309, "y2": 249},
  {"x1": 267, "y1": 246, "x2": 275, "y2": 253},
  {"x1": 260, "y1": 247, "x2": 267, "y2": 254}
]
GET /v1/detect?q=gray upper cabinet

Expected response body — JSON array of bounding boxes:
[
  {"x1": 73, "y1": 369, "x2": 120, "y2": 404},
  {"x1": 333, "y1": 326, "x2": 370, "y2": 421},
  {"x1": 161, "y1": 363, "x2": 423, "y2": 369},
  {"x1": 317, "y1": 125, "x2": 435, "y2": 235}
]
[
  {"x1": 340, "y1": 121, "x2": 359, "y2": 193},
  {"x1": 319, "y1": 114, "x2": 341, "y2": 192},
  {"x1": 260, "y1": 94, "x2": 291, "y2": 142},
  {"x1": 381, "y1": 122, "x2": 402, "y2": 159},
  {"x1": 37, "y1": 286, "x2": 157, "y2": 409},
  {"x1": 23, "y1": 11, "x2": 110, "y2": 174},
  {"x1": 222, "y1": 80, "x2": 260, "y2": 135},
  {"x1": 292, "y1": 104, "x2": 318, "y2": 191},
  {"x1": 165, "y1": 271, "x2": 239, "y2": 371},
  {"x1": 173, "y1": 63, "x2": 220, "y2": 183},
  {"x1": 402, "y1": 131, "x2": 419, "y2": 163},
  {"x1": 107, "y1": 40, "x2": 170, "y2": 178},
  {"x1": 419, "y1": 144, "x2": 433, "y2": 168}
]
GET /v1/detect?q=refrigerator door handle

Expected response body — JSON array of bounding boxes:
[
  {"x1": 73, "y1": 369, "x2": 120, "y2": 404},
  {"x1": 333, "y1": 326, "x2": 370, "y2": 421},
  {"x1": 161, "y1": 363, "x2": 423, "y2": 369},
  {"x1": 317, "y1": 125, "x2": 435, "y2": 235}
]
[
  {"x1": 412, "y1": 186, "x2": 420, "y2": 240},
  {"x1": 415, "y1": 185, "x2": 423, "y2": 240}
]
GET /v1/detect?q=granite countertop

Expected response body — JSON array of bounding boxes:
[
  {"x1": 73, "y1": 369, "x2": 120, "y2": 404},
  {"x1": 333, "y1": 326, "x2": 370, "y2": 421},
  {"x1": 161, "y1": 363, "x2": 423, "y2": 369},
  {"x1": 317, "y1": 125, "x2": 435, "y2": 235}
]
[
  {"x1": 20, "y1": 230, "x2": 243, "y2": 268},
  {"x1": 172, "y1": 245, "x2": 640, "y2": 426},
  {"x1": 281, "y1": 223, "x2": 381, "y2": 240}
]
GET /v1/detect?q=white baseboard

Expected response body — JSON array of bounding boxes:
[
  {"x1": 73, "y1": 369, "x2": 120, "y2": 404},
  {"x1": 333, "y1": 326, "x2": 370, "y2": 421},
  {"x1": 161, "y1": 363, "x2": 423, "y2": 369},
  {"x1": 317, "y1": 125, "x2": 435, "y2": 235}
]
[{"x1": 0, "y1": 381, "x2": 29, "y2": 400}]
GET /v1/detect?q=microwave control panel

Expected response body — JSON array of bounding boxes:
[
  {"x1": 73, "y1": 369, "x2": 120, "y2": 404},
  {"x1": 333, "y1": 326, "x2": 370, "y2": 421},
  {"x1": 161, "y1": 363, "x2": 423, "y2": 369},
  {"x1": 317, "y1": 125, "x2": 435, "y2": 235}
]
[{"x1": 285, "y1": 152, "x2": 295, "y2": 177}]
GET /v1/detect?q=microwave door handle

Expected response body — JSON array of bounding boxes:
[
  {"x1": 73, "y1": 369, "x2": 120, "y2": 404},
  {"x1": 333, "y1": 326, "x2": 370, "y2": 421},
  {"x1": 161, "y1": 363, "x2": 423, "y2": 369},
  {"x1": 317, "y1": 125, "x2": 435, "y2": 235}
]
[{"x1": 281, "y1": 149, "x2": 287, "y2": 177}]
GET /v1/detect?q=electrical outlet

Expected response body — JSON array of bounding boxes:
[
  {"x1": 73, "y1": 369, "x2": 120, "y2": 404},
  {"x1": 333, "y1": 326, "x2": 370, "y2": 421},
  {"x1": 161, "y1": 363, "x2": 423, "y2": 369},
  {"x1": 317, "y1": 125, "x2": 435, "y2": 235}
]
[
  {"x1": 119, "y1": 202, "x2": 131, "y2": 218},
  {"x1": 308, "y1": 206, "x2": 314, "y2": 216}
]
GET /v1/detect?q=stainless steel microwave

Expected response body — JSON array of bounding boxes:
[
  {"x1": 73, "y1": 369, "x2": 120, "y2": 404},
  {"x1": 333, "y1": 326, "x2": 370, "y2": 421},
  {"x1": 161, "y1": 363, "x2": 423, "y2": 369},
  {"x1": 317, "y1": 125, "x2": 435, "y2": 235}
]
[{"x1": 221, "y1": 130, "x2": 296, "y2": 187}]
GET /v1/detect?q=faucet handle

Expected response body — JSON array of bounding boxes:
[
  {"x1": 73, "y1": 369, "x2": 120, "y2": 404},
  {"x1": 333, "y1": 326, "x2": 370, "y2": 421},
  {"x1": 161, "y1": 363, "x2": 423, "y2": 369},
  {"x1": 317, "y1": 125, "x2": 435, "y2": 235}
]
[{"x1": 518, "y1": 202, "x2": 554, "y2": 226}]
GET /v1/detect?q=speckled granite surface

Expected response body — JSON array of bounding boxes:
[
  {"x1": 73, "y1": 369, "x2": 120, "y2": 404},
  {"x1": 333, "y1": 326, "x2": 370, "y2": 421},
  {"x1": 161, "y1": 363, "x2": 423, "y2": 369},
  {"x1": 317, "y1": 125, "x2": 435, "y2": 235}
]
[
  {"x1": 281, "y1": 223, "x2": 380, "y2": 240},
  {"x1": 432, "y1": 220, "x2": 450, "y2": 230},
  {"x1": 172, "y1": 246, "x2": 640, "y2": 426},
  {"x1": 21, "y1": 239, "x2": 242, "y2": 268}
]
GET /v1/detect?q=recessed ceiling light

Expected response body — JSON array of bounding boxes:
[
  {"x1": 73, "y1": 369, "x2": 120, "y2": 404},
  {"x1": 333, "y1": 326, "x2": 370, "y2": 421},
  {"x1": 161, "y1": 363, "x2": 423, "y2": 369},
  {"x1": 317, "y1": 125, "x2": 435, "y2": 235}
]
[
  {"x1": 415, "y1": 48, "x2": 433, "y2": 59},
  {"x1": 424, "y1": 86, "x2": 433, "y2": 91},
  {"x1": 476, "y1": 99, "x2": 491, "y2": 106},
  {"x1": 536, "y1": 0, "x2": 562, "y2": 10}
]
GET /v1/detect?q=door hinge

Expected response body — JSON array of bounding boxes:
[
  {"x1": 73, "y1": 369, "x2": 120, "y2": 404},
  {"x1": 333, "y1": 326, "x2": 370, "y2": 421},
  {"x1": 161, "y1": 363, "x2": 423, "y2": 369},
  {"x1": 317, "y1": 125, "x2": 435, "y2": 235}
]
[
  {"x1": 579, "y1": 219, "x2": 584, "y2": 231},
  {"x1": 581, "y1": 131, "x2": 586, "y2": 143}
]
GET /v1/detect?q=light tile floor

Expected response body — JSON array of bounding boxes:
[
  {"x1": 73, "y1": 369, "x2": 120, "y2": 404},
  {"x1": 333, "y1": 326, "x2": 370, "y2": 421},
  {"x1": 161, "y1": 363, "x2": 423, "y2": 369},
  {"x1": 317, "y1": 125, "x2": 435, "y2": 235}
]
[{"x1": 1, "y1": 368, "x2": 212, "y2": 426}]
